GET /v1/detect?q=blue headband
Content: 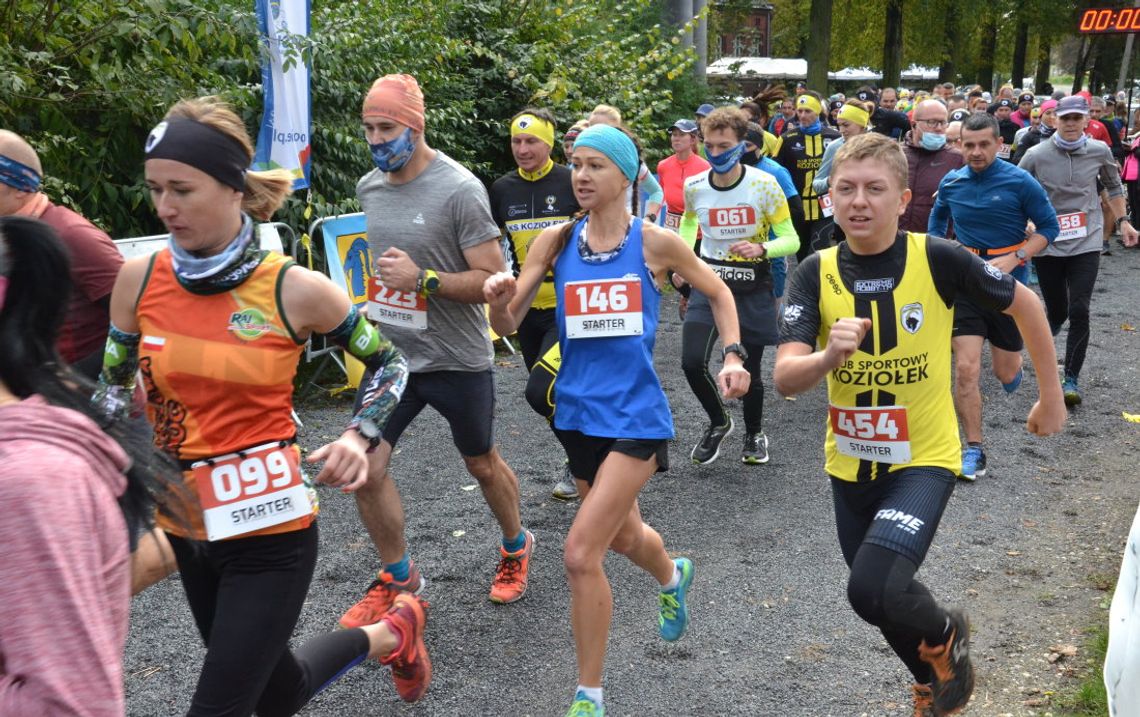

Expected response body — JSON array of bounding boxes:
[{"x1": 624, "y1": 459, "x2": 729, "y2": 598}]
[
  {"x1": 573, "y1": 125, "x2": 639, "y2": 182},
  {"x1": 0, "y1": 154, "x2": 42, "y2": 193}
]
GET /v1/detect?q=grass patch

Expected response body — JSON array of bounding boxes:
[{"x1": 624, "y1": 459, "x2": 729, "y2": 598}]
[{"x1": 1051, "y1": 621, "x2": 1110, "y2": 716}]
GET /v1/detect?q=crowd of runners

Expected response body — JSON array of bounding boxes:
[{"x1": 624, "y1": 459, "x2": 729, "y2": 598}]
[{"x1": 0, "y1": 69, "x2": 1137, "y2": 717}]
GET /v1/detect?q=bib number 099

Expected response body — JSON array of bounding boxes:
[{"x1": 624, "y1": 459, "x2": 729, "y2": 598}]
[{"x1": 210, "y1": 450, "x2": 294, "y2": 502}]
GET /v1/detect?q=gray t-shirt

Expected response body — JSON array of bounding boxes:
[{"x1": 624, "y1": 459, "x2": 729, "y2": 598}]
[
  {"x1": 1020, "y1": 137, "x2": 1122, "y2": 257},
  {"x1": 356, "y1": 152, "x2": 499, "y2": 373}
]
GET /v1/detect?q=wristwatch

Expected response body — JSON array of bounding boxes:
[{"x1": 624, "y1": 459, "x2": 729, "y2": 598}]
[
  {"x1": 1014, "y1": 247, "x2": 1028, "y2": 261},
  {"x1": 417, "y1": 269, "x2": 441, "y2": 297},
  {"x1": 353, "y1": 418, "x2": 382, "y2": 454},
  {"x1": 722, "y1": 343, "x2": 749, "y2": 362},
  {"x1": 1115, "y1": 215, "x2": 1129, "y2": 232}
]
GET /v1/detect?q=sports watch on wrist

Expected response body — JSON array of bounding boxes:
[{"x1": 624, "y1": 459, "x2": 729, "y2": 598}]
[
  {"x1": 419, "y1": 269, "x2": 441, "y2": 297},
  {"x1": 353, "y1": 418, "x2": 382, "y2": 454},
  {"x1": 1014, "y1": 247, "x2": 1028, "y2": 261},
  {"x1": 722, "y1": 343, "x2": 749, "y2": 362}
]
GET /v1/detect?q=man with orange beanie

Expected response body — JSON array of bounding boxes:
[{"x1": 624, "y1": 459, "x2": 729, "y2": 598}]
[{"x1": 339, "y1": 74, "x2": 535, "y2": 630}]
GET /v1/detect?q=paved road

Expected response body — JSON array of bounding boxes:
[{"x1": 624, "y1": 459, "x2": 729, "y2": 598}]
[{"x1": 124, "y1": 245, "x2": 1140, "y2": 716}]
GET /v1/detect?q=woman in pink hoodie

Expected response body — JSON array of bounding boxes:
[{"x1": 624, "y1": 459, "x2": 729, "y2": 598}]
[{"x1": 0, "y1": 216, "x2": 181, "y2": 716}]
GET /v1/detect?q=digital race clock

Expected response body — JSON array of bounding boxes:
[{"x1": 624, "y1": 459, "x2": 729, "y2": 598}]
[{"x1": 1079, "y1": 7, "x2": 1140, "y2": 33}]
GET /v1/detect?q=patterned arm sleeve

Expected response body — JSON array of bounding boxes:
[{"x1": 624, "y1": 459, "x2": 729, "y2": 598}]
[
  {"x1": 92, "y1": 324, "x2": 140, "y2": 422},
  {"x1": 324, "y1": 307, "x2": 408, "y2": 432}
]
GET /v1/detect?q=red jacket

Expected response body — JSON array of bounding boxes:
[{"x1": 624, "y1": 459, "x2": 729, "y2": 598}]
[{"x1": 900, "y1": 137, "x2": 965, "y2": 233}]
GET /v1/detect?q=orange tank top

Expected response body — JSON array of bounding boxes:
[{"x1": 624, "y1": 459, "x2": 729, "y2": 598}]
[{"x1": 138, "y1": 250, "x2": 314, "y2": 539}]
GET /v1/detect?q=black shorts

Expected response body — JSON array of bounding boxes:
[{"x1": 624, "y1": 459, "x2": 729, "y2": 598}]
[
  {"x1": 830, "y1": 467, "x2": 956, "y2": 567},
  {"x1": 354, "y1": 369, "x2": 495, "y2": 457},
  {"x1": 953, "y1": 295, "x2": 1023, "y2": 351},
  {"x1": 553, "y1": 429, "x2": 669, "y2": 487}
]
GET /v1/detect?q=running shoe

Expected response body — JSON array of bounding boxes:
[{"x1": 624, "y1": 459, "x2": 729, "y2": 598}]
[
  {"x1": 565, "y1": 691, "x2": 604, "y2": 717},
  {"x1": 742, "y1": 432, "x2": 770, "y2": 465},
  {"x1": 1062, "y1": 375, "x2": 1082, "y2": 407},
  {"x1": 690, "y1": 418, "x2": 734, "y2": 464},
  {"x1": 1001, "y1": 367, "x2": 1023, "y2": 394},
  {"x1": 959, "y1": 445, "x2": 986, "y2": 482},
  {"x1": 490, "y1": 530, "x2": 534, "y2": 604},
  {"x1": 379, "y1": 593, "x2": 431, "y2": 702},
  {"x1": 340, "y1": 564, "x2": 425, "y2": 629},
  {"x1": 911, "y1": 682, "x2": 935, "y2": 717},
  {"x1": 658, "y1": 557, "x2": 693, "y2": 642},
  {"x1": 552, "y1": 462, "x2": 579, "y2": 501},
  {"x1": 918, "y1": 609, "x2": 975, "y2": 715}
]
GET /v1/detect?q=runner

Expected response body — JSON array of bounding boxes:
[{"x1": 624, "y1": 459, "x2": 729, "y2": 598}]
[
  {"x1": 1012, "y1": 99, "x2": 1056, "y2": 163},
  {"x1": 774, "y1": 92, "x2": 840, "y2": 261},
  {"x1": 483, "y1": 123, "x2": 750, "y2": 717},
  {"x1": 744, "y1": 120, "x2": 802, "y2": 302},
  {"x1": 899, "y1": 99, "x2": 964, "y2": 233},
  {"x1": 928, "y1": 112, "x2": 1060, "y2": 481},
  {"x1": 97, "y1": 96, "x2": 429, "y2": 714},
  {"x1": 812, "y1": 99, "x2": 873, "y2": 198},
  {"x1": 0, "y1": 215, "x2": 180, "y2": 716},
  {"x1": 679, "y1": 107, "x2": 799, "y2": 466},
  {"x1": 563, "y1": 120, "x2": 589, "y2": 166},
  {"x1": 490, "y1": 107, "x2": 581, "y2": 500},
  {"x1": 775, "y1": 133, "x2": 1065, "y2": 717},
  {"x1": 1018, "y1": 95, "x2": 1140, "y2": 406},
  {"x1": 344, "y1": 75, "x2": 533, "y2": 630},
  {"x1": 657, "y1": 118, "x2": 710, "y2": 232}
]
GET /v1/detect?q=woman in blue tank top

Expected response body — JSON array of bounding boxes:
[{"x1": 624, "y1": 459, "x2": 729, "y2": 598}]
[{"x1": 484, "y1": 125, "x2": 750, "y2": 717}]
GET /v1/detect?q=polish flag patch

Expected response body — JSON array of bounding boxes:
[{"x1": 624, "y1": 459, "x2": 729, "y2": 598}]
[{"x1": 142, "y1": 335, "x2": 166, "y2": 352}]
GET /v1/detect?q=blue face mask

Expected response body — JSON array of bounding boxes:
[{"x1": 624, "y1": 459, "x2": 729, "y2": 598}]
[
  {"x1": 920, "y1": 132, "x2": 947, "y2": 151},
  {"x1": 369, "y1": 127, "x2": 417, "y2": 172},
  {"x1": 707, "y1": 142, "x2": 746, "y2": 173}
]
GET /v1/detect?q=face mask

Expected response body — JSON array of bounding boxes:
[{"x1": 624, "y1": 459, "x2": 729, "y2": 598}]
[
  {"x1": 369, "y1": 127, "x2": 417, "y2": 172},
  {"x1": 707, "y1": 142, "x2": 746, "y2": 173},
  {"x1": 741, "y1": 150, "x2": 761, "y2": 167},
  {"x1": 920, "y1": 132, "x2": 947, "y2": 151}
]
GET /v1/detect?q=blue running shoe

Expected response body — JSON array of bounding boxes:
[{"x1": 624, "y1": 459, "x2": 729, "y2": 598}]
[
  {"x1": 658, "y1": 557, "x2": 693, "y2": 641},
  {"x1": 1062, "y1": 375, "x2": 1082, "y2": 407},
  {"x1": 565, "y1": 691, "x2": 604, "y2": 717},
  {"x1": 960, "y1": 445, "x2": 987, "y2": 482},
  {"x1": 1001, "y1": 367, "x2": 1023, "y2": 394}
]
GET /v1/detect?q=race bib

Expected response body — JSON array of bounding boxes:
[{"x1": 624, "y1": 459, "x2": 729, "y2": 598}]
[
  {"x1": 819, "y1": 193, "x2": 834, "y2": 218},
  {"x1": 829, "y1": 405, "x2": 912, "y2": 464},
  {"x1": 705, "y1": 205, "x2": 758, "y2": 240},
  {"x1": 368, "y1": 278, "x2": 428, "y2": 330},
  {"x1": 192, "y1": 441, "x2": 310, "y2": 541},
  {"x1": 1056, "y1": 211, "x2": 1088, "y2": 242},
  {"x1": 665, "y1": 211, "x2": 683, "y2": 232},
  {"x1": 997, "y1": 145, "x2": 1012, "y2": 159},
  {"x1": 563, "y1": 277, "x2": 643, "y2": 338}
]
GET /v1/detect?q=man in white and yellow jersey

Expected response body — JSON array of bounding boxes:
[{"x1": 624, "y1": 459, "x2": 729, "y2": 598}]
[
  {"x1": 774, "y1": 133, "x2": 1065, "y2": 717},
  {"x1": 490, "y1": 107, "x2": 581, "y2": 500}
]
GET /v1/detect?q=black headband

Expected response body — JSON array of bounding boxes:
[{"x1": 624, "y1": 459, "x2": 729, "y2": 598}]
[{"x1": 144, "y1": 118, "x2": 248, "y2": 191}]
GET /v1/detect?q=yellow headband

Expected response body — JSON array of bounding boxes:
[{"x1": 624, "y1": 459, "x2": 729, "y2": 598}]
[
  {"x1": 510, "y1": 114, "x2": 554, "y2": 148},
  {"x1": 837, "y1": 103, "x2": 870, "y2": 128},
  {"x1": 796, "y1": 94, "x2": 822, "y2": 114}
]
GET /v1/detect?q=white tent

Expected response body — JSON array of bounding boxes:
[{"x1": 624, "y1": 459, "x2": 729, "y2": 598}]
[
  {"x1": 829, "y1": 67, "x2": 880, "y2": 82},
  {"x1": 901, "y1": 65, "x2": 940, "y2": 82},
  {"x1": 707, "y1": 57, "x2": 807, "y2": 80}
]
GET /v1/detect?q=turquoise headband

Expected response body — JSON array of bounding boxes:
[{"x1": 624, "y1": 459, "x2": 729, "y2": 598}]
[{"x1": 573, "y1": 125, "x2": 639, "y2": 182}]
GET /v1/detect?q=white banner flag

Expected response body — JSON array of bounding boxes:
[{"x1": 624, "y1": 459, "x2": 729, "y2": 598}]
[{"x1": 253, "y1": 0, "x2": 311, "y2": 189}]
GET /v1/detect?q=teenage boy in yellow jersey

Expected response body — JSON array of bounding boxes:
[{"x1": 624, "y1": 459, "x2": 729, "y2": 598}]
[
  {"x1": 774, "y1": 134, "x2": 1065, "y2": 716},
  {"x1": 490, "y1": 107, "x2": 581, "y2": 500}
]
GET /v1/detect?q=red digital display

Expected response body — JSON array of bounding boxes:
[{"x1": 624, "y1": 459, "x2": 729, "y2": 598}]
[{"x1": 1079, "y1": 7, "x2": 1140, "y2": 33}]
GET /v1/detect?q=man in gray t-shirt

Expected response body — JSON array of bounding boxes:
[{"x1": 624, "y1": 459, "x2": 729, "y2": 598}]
[
  {"x1": 339, "y1": 75, "x2": 534, "y2": 635},
  {"x1": 1019, "y1": 95, "x2": 1139, "y2": 407}
]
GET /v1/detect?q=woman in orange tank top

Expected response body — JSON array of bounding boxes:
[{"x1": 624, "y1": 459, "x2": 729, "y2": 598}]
[{"x1": 96, "y1": 97, "x2": 430, "y2": 715}]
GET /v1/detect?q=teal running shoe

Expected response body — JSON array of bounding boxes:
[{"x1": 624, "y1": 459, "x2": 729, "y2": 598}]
[
  {"x1": 565, "y1": 691, "x2": 604, "y2": 717},
  {"x1": 658, "y1": 557, "x2": 693, "y2": 641},
  {"x1": 1062, "y1": 375, "x2": 1082, "y2": 407}
]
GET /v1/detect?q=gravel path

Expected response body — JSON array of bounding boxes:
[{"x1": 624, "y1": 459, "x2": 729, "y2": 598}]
[{"x1": 124, "y1": 245, "x2": 1140, "y2": 716}]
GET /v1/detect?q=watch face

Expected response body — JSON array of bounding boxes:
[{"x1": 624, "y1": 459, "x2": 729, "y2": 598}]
[{"x1": 358, "y1": 418, "x2": 381, "y2": 441}]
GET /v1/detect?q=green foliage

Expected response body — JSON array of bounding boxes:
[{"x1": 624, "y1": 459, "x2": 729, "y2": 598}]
[
  {"x1": 2, "y1": 0, "x2": 701, "y2": 239},
  {"x1": 1052, "y1": 622, "x2": 1109, "y2": 715}
]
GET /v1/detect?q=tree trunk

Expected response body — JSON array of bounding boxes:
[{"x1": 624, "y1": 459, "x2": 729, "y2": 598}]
[
  {"x1": 805, "y1": 0, "x2": 833, "y2": 92},
  {"x1": 938, "y1": 3, "x2": 958, "y2": 83},
  {"x1": 665, "y1": 0, "x2": 694, "y2": 51},
  {"x1": 693, "y1": 0, "x2": 707, "y2": 81},
  {"x1": 1034, "y1": 37, "x2": 1051, "y2": 93},
  {"x1": 882, "y1": 0, "x2": 903, "y2": 88},
  {"x1": 1010, "y1": 20, "x2": 1029, "y2": 88},
  {"x1": 1073, "y1": 36, "x2": 1092, "y2": 93},
  {"x1": 975, "y1": 13, "x2": 997, "y2": 89}
]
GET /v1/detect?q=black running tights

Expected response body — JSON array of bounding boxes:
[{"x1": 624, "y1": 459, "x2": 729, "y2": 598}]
[
  {"x1": 680, "y1": 320, "x2": 764, "y2": 433},
  {"x1": 168, "y1": 524, "x2": 371, "y2": 716}
]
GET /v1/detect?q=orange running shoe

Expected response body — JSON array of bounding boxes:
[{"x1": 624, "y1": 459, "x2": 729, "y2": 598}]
[
  {"x1": 911, "y1": 682, "x2": 935, "y2": 717},
  {"x1": 339, "y1": 564, "x2": 425, "y2": 629},
  {"x1": 379, "y1": 593, "x2": 431, "y2": 702},
  {"x1": 489, "y1": 530, "x2": 534, "y2": 604},
  {"x1": 918, "y1": 609, "x2": 975, "y2": 715}
]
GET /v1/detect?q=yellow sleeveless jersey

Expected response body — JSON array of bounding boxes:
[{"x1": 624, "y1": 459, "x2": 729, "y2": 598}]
[{"x1": 817, "y1": 233, "x2": 960, "y2": 482}]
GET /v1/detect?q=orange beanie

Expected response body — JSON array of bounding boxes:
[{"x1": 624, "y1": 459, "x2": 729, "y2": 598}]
[{"x1": 362, "y1": 74, "x2": 425, "y2": 133}]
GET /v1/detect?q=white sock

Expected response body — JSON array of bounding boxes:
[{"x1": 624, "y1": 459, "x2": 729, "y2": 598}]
[
  {"x1": 661, "y1": 563, "x2": 681, "y2": 591},
  {"x1": 576, "y1": 685, "x2": 603, "y2": 706}
]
